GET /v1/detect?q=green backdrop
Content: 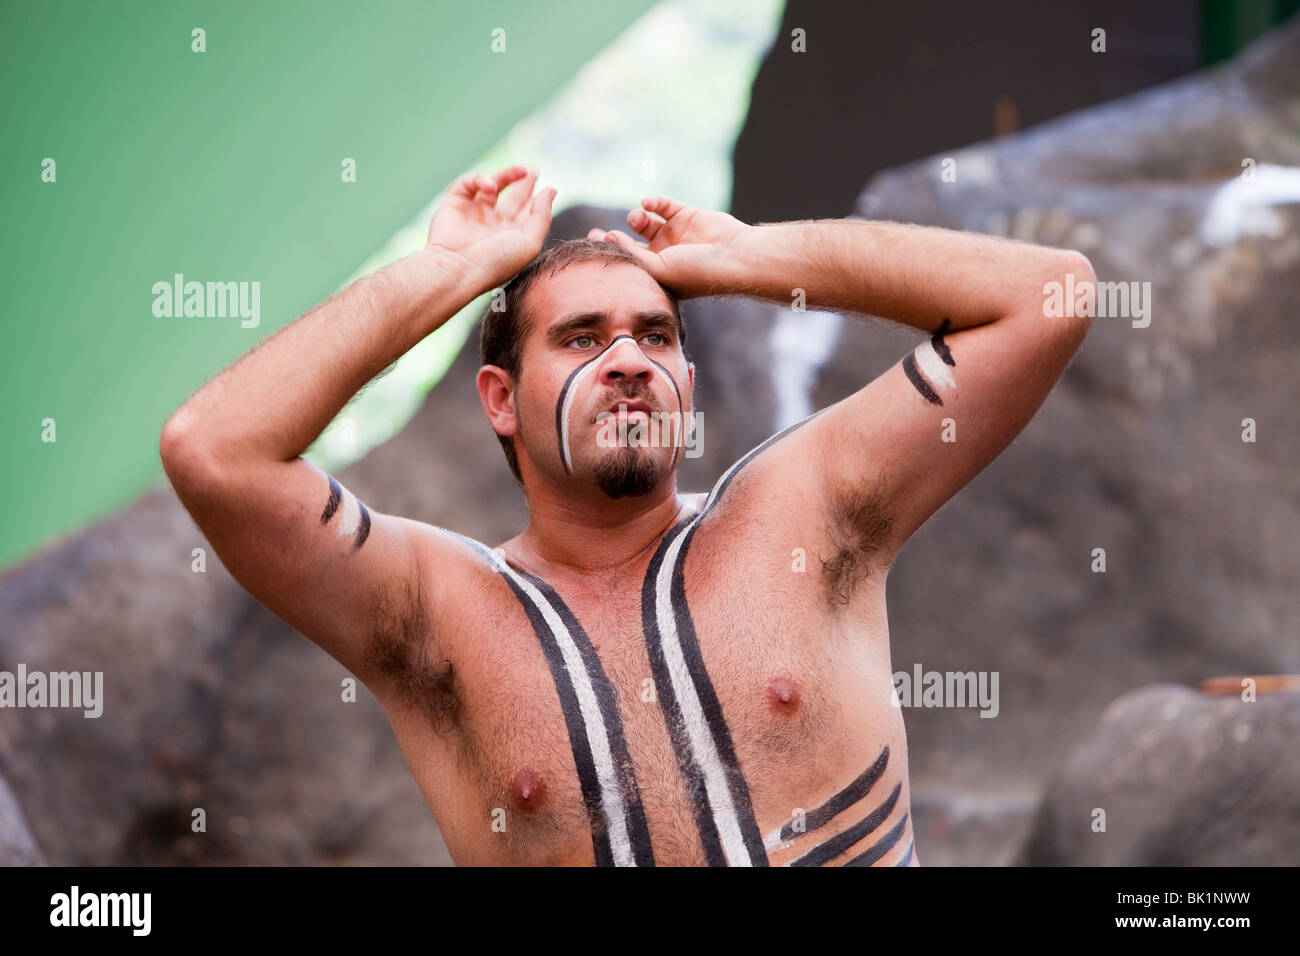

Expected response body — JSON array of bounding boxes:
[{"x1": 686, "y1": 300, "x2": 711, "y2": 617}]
[{"x1": 0, "y1": 0, "x2": 657, "y2": 570}]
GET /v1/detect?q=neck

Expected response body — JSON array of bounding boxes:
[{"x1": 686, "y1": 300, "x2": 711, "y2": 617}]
[{"x1": 507, "y1": 476, "x2": 692, "y2": 579}]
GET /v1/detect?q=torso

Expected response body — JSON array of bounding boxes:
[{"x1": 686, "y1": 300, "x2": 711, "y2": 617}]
[{"x1": 374, "y1": 435, "x2": 917, "y2": 867}]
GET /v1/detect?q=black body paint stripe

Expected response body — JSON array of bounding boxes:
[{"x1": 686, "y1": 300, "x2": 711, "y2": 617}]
[
  {"x1": 776, "y1": 745, "x2": 889, "y2": 843},
  {"x1": 930, "y1": 317, "x2": 955, "y2": 366},
  {"x1": 321, "y1": 476, "x2": 343, "y2": 524},
  {"x1": 439, "y1": 529, "x2": 650, "y2": 866},
  {"x1": 353, "y1": 501, "x2": 371, "y2": 550},
  {"x1": 902, "y1": 353, "x2": 942, "y2": 406},
  {"x1": 670, "y1": 519, "x2": 770, "y2": 866},
  {"x1": 788, "y1": 781, "x2": 903, "y2": 867},
  {"x1": 515, "y1": 567, "x2": 655, "y2": 867},
  {"x1": 844, "y1": 813, "x2": 910, "y2": 867},
  {"x1": 894, "y1": 840, "x2": 914, "y2": 866},
  {"x1": 640, "y1": 410, "x2": 829, "y2": 866},
  {"x1": 495, "y1": 570, "x2": 615, "y2": 866},
  {"x1": 642, "y1": 518, "x2": 728, "y2": 866}
]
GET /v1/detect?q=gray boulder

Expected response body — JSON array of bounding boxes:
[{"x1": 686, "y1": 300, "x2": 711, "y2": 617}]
[{"x1": 1017, "y1": 684, "x2": 1300, "y2": 865}]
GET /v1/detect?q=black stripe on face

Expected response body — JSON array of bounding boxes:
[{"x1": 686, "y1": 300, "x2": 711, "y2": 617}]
[
  {"x1": 515, "y1": 568, "x2": 656, "y2": 867},
  {"x1": 902, "y1": 353, "x2": 943, "y2": 406},
  {"x1": 321, "y1": 476, "x2": 343, "y2": 524},
  {"x1": 787, "y1": 781, "x2": 902, "y2": 867},
  {"x1": 930, "y1": 317, "x2": 955, "y2": 366},
  {"x1": 643, "y1": 353, "x2": 685, "y2": 469},
  {"x1": 495, "y1": 571, "x2": 617, "y2": 867},
  {"x1": 894, "y1": 840, "x2": 914, "y2": 866},
  {"x1": 777, "y1": 745, "x2": 889, "y2": 843},
  {"x1": 844, "y1": 813, "x2": 909, "y2": 867},
  {"x1": 642, "y1": 518, "x2": 729, "y2": 866},
  {"x1": 353, "y1": 501, "x2": 371, "y2": 550}
]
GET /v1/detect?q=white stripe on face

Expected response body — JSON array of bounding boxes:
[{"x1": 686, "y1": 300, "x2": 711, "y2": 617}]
[
  {"x1": 559, "y1": 336, "x2": 681, "y2": 474},
  {"x1": 913, "y1": 339, "x2": 956, "y2": 392}
]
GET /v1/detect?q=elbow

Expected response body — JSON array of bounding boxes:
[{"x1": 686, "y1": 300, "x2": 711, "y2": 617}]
[
  {"x1": 159, "y1": 409, "x2": 218, "y2": 491},
  {"x1": 1039, "y1": 249, "x2": 1096, "y2": 341}
]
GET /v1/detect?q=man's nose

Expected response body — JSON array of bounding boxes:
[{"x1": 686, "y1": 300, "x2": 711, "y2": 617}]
[{"x1": 596, "y1": 337, "x2": 655, "y2": 386}]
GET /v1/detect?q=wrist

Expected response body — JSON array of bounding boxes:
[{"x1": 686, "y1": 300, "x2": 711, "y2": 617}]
[
  {"x1": 714, "y1": 223, "x2": 785, "y2": 298},
  {"x1": 364, "y1": 245, "x2": 487, "y2": 336}
]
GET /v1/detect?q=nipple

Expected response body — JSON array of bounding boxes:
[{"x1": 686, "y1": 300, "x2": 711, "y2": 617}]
[
  {"x1": 768, "y1": 676, "x2": 801, "y2": 715},
  {"x1": 510, "y1": 768, "x2": 547, "y2": 813}
]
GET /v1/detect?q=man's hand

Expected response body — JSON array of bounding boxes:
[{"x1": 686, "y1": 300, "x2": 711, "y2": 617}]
[
  {"x1": 588, "y1": 196, "x2": 750, "y2": 298},
  {"x1": 427, "y1": 165, "x2": 558, "y2": 290}
]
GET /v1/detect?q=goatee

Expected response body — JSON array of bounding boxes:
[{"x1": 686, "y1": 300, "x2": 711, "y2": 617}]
[{"x1": 593, "y1": 446, "x2": 659, "y2": 499}]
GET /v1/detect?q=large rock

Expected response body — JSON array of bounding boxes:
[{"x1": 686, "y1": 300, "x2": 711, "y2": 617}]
[
  {"x1": 831, "y1": 20, "x2": 1300, "y2": 862},
  {"x1": 0, "y1": 772, "x2": 45, "y2": 866},
  {"x1": 1017, "y1": 684, "x2": 1300, "y2": 865}
]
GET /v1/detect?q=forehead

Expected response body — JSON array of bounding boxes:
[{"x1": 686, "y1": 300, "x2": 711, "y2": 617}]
[{"x1": 525, "y1": 260, "x2": 675, "y2": 332}]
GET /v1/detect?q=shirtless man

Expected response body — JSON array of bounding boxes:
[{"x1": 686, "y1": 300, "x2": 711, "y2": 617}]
[{"x1": 160, "y1": 164, "x2": 1094, "y2": 866}]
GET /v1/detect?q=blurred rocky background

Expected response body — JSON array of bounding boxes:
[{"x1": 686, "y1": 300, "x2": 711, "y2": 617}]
[{"x1": 2, "y1": 0, "x2": 1296, "y2": 865}]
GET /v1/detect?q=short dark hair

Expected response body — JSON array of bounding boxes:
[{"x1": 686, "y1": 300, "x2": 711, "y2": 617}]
[{"x1": 479, "y1": 239, "x2": 687, "y2": 486}]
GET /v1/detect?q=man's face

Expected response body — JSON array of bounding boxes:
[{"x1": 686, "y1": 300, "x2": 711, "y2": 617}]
[{"x1": 513, "y1": 261, "x2": 694, "y2": 499}]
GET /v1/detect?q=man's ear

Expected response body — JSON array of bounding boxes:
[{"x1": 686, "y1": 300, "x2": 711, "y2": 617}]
[{"x1": 476, "y1": 365, "x2": 519, "y2": 437}]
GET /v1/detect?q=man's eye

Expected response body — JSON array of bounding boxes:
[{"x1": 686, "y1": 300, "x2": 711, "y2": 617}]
[
  {"x1": 644, "y1": 332, "x2": 668, "y2": 346},
  {"x1": 569, "y1": 334, "x2": 596, "y2": 348}
]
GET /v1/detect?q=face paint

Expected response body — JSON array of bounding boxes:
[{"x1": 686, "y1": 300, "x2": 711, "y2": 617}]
[
  {"x1": 902, "y1": 317, "x2": 957, "y2": 406},
  {"x1": 554, "y1": 335, "x2": 684, "y2": 475}
]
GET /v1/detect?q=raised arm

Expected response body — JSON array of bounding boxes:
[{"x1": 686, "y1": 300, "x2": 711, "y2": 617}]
[
  {"x1": 159, "y1": 165, "x2": 557, "y2": 678},
  {"x1": 594, "y1": 199, "x2": 1093, "y2": 572}
]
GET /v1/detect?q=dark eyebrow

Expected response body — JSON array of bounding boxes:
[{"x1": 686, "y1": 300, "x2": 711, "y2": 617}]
[{"x1": 544, "y1": 311, "x2": 678, "y2": 348}]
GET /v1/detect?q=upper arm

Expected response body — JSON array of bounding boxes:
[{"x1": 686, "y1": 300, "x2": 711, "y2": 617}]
[
  {"x1": 782, "y1": 252, "x2": 1095, "y2": 568},
  {"x1": 159, "y1": 434, "x2": 450, "y2": 684}
]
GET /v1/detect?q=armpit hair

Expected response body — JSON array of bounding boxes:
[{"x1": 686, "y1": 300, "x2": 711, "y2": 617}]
[
  {"x1": 363, "y1": 574, "x2": 460, "y2": 735},
  {"x1": 821, "y1": 482, "x2": 894, "y2": 608}
]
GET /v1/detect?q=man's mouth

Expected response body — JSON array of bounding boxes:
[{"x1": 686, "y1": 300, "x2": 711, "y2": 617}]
[{"x1": 597, "y1": 399, "x2": 654, "y2": 421}]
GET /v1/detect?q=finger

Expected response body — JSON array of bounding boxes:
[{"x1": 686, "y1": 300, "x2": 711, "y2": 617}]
[
  {"x1": 601, "y1": 229, "x2": 651, "y2": 253},
  {"x1": 472, "y1": 175, "x2": 500, "y2": 207},
  {"x1": 448, "y1": 171, "x2": 492, "y2": 201},
  {"x1": 598, "y1": 230, "x2": 661, "y2": 273},
  {"x1": 470, "y1": 166, "x2": 527, "y2": 206},
  {"x1": 486, "y1": 165, "x2": 529, "y2": 190},
  {"x1": 523, "y1": 188, "x2": 558, "y2": 247},
  {"x1": 641, "y1": 195, "x2": 688, "y2": 220},
  {"x1": 497, "y1": 168, "x2": 538, "y2": 220},
  {"x1": 627, "y1": 207, "x2": 668, "y2": 243},
  {"x1": 586, "y1": 227, "x2": 607, "y2": 241}
]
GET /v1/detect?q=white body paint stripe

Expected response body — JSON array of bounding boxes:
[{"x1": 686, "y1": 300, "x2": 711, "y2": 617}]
[
  {"x1": 654, "y1": 520, "x2": 756, "y2": 866},
  {"x1": 560, "y1": 337, "x2": 682, "y2": 473},
  {"x1": 433, "y1": 528, "x2": 637, "y2": 867},
  {"x1": 913, "y1": 340, "x2": 956, "y2": 391},
  {"x1": 336, "y1": 489, "x2": 360, "y2": 536}
]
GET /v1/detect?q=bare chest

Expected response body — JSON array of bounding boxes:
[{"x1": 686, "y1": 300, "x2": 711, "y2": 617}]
[{"x1": 393, "y1": 517, "x2": 905, "y2": 866}]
